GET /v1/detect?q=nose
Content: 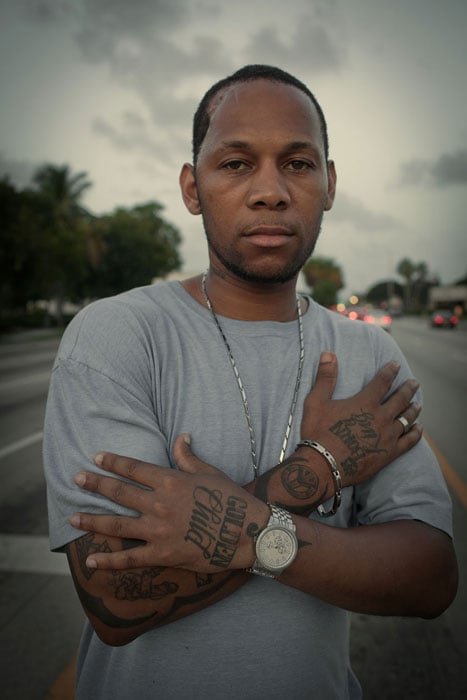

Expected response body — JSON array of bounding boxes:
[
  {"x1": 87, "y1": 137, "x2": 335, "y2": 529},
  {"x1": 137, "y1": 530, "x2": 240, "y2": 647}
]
[{"x1": 246, "y1": 162, "x2": 291, "y2": 210}]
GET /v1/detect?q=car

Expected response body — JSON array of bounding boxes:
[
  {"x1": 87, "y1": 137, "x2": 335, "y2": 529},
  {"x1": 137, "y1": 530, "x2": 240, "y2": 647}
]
[
  {"x1": 430, "y1": 310, "x2": 458, "y2": 328},
  {"x1": 361, "y1": 309, "x2": 393, "y2": 332}
]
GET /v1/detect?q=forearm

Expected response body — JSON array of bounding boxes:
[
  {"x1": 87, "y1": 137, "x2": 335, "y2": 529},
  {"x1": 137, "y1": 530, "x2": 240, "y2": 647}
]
[
  {"x1": 279, "y1": 518, "x2": 458, "y2": 618},
  {"x1": 66, "y1": 448, "x2": 333, "y2": 646},
  {"x1": 66, "y1": 533, "x2": 249, "y2": 646},
  {"x1": 245, "y1": 452, "x2": 457, "y2": 618}
]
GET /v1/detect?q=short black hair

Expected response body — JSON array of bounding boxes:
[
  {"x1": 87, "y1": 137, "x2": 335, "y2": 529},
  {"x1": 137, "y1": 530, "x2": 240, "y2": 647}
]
[{"x1": 192, "y1": 64, "x2": 329, "y2": 166}]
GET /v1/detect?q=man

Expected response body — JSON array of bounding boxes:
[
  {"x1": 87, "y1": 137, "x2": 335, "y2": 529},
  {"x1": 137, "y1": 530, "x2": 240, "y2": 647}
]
[{"x1": 44, "y1": 65, "x2": 457, "y2": 699}]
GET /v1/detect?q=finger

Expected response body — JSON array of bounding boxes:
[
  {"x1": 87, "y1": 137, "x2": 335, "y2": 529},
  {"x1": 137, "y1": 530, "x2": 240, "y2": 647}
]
[
  {"x1": 94, "y1": 452, "x2": 161, "y2": 486},
  {"x1": 395, "y1": 422, "x2": 423, "y2": 452},
  {"x1": 81, "y1": 541, "x2": 151, "y2": 571},
  {"x1": 70, "y1": 512, "x2": 144, "y2": 543},
  {"x1": 174, "y1": 434, "x2": 220, "y2": 475},
  {"x1": 306, "y1": 351, "x2": 338, "y2": 402},
  {"x1": 360, "y1": 360, "x2": 401, "y2": 402},
  {"x1": 395, "y1": 402, "x2": 422, "y2": 436},
  {"x1": 385, "y1": 378, "x2": 420, "y2": 418},
  {"x1": 74, "y1": 471, "x2": 150, "y2": 511}
]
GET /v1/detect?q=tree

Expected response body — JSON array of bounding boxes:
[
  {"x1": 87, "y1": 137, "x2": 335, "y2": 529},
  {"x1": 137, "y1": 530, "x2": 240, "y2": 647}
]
[
  {"x1": 302, "y1": 257, "x2": 344, "y2": 307},
  {"x1": 31, "y1": 164, "x2": 93, "y2": 323},
  {"x1": 85, "y1": 201, "x2": 182, "y2": 298},
  {"x1": 396, "y1": 258, "x2": 432, "y2": 311},
  {"x1": 367, "y1": 280, "x2": 404, "y2": 306}
]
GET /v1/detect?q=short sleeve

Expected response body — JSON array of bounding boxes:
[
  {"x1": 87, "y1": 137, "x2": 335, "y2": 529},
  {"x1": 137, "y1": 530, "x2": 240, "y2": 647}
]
[
  {"x1": 354, "y1": 437, "x2": 453, "y2": 537},
  {"x1": 43, "y1": 300, "x2": 170, "y2": 551}
]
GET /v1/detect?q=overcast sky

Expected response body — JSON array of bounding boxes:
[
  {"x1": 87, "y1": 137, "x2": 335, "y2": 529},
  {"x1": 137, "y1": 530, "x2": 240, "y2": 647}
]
[{"x1": 1, "y1": 0, "x2": 466, "y2": 297}]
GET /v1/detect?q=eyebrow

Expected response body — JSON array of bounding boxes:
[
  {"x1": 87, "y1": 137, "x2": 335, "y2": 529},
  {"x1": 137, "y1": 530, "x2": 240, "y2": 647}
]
[{"x1": 218, "y1": 139, "x2": 320, "y2": 156}]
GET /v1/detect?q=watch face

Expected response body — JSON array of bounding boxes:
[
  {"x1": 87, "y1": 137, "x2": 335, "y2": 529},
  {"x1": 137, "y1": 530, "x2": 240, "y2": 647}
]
[{"x1": 256, "y1": 526, "x2": 297, "y2": 571}]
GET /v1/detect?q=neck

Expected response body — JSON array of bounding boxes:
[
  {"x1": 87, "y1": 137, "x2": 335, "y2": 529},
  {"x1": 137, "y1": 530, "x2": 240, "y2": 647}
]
[{"x1": 183, "y1": 267, "x2": 303, "y2": 322}]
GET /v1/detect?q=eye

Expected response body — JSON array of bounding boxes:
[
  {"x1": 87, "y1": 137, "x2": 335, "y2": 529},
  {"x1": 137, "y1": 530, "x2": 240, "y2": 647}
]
[
  {"x1": 286, "y1": 160, "x2": 314, "y2": 171},
  {"x1": 222, "y1": 160, "x2": 248, "y2": 171}
]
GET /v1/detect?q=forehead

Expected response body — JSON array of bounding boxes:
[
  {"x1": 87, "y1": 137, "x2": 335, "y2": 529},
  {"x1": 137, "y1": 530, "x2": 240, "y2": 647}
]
[{"x1": 200, "y1": 80, "x2": 324, "y2": 157}]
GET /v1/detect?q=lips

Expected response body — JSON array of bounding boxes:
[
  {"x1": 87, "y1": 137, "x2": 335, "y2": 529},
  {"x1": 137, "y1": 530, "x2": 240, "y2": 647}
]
[{"x1": 243, "y1": 225, "x2": 294, "y2": 248}]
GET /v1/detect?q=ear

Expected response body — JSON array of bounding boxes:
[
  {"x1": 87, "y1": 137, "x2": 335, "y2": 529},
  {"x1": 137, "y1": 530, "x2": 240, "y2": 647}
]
[
  {"x1": 324, "y1": 160, "x2": 337, "y2": 211},
  {"x1": 179, "y1": 163, "x2": 201, "y2": 215}
]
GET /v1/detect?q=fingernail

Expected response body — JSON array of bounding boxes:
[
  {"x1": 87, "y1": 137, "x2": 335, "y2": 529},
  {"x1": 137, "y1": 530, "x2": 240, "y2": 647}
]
[
  {"x1": 390, "y1": 361, "x2": 400, "y2": 371},
  {"x1": 183, "y1": 434, "x2": 191, "y2": 445},
  {"x1": 86, "y1": 558, "x2": 97, "y2": 569},
  {"x1": 70, "y1": 514, "x2": 81, "y2": 528},
  {"x1": 320, "y1": 351, "x2": 334, "y2": 363},
  {"x1": 74, "y1": 472, "x2": 86, "y2": 487},
  {"x1": 94, "y1": 453, "x2": 104, "y2": 466}
]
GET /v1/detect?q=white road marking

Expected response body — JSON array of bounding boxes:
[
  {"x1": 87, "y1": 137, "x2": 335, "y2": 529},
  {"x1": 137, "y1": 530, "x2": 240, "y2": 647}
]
[
  {"x1": 0, "y1": 534, "x2": 69, "y2": 575},
  {"x1": 0, "y1": 431, "x2": 43, "y2": 460}
]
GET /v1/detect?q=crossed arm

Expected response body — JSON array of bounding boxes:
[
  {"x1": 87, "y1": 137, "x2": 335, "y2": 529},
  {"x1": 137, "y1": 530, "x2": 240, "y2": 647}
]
[{"x1": 65, "y1": 355, "x2": 458, "y2": 646}]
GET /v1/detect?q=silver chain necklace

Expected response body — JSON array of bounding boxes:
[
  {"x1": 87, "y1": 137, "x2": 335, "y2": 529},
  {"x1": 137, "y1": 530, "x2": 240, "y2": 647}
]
[{"x1": 201, "y1": 272, "x2": 305, "y2": 478}]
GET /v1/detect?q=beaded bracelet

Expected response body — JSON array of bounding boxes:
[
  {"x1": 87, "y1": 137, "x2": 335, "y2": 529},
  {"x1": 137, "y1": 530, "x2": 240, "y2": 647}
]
[{"x1": 296, "y1": 440, "x2": 342, "y2": 517}]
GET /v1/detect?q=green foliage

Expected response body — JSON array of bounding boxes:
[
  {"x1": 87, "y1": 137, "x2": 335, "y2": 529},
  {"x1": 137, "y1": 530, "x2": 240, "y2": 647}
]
[
  {"x1": 367, "y1": 280, "x2": 404, "y2": 304},
  {"x1": 0, "y1": 164, "x2": 182, "y2": 326},
  {"x1": 396, "y1": 257, "x2": 432, "y2": 310},
  {"x1": 85, "y1": 202, "x2": 182, "y2": 298},
  {"x1": 302, "y1": 256, "x2": 344, "y2": 307}
]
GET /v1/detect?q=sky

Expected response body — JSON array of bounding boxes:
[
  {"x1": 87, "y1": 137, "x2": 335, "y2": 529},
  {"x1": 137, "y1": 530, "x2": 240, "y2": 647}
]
[{"x1": 1, "y1": 0, "x2": 466, "y2": 298}]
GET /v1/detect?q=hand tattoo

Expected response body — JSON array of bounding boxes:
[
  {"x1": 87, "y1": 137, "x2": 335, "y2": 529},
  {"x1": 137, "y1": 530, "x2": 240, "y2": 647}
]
[
  {"x1": 330, "y1": 411, "x2": 386, "y2": 477},
  {"x1": 184, "y1": 487, "x2": 248, "y2": 569}
]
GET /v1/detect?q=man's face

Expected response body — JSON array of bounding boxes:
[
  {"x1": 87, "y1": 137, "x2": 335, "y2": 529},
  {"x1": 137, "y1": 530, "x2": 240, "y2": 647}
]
[{"x1": 180, "y1": 79, "x2": 336, "y2": 284}]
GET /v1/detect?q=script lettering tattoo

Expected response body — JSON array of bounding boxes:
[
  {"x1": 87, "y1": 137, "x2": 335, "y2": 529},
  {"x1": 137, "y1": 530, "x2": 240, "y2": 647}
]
[
  {"x1": 184, "y1": 487, "x2": 248, "y2": 569},
  {"x1": 330, "y1": 411, "x2": 386, "y2": 477},
  {"x1": 184, "y1": 486, "x2": 223, "y2": 560},
  {"x1": 112, "y1": 568, "x2": 179, "y2": 601},
  {"x1": 76, "y1": 532, "x2": 112, "y2": 580}
]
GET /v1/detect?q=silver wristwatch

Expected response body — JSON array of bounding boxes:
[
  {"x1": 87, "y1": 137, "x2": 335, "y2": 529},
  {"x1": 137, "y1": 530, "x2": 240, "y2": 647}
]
[{"x1": 248, "y1": 504, "x2": 298, "y2": 579}]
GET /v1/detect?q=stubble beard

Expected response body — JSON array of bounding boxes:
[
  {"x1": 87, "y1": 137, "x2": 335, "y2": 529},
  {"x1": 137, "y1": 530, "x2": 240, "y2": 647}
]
[{"x1": 202, "y1": 218, "x2": 323, "y2": 285}]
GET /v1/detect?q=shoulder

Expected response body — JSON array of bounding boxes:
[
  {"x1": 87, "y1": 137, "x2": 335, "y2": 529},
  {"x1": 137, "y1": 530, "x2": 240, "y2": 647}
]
[{"x1": 55, "y1": 282, "x2": 184, "y2": 368}]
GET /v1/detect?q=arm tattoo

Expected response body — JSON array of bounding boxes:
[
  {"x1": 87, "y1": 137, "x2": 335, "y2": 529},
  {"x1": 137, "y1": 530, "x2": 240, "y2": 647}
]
[
  {"x1": 68, "y1": 534, "x2": 238, "y2": 631},
  {"x1": 330, "y1": 411, "x2": 386, "y2": 477},
  {"x1": 281, "y1": 460, "x2": 319, "y2": 499},
  {"x1": 255, "y1": 456, "x2": 329, "y2": 515},
  {"x1": 112, "y1": 569, "x2": 179, "y2": 601},
  {"x1": 75, "y1": 532, "x2": 112, "y2": 580}
]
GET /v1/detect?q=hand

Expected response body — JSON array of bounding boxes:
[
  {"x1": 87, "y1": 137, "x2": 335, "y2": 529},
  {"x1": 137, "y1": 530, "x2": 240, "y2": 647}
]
[
  {"x1": 298, "y1": 352, "x2": 422, "y2": 488},
  {"x1": 70, "y1": 435, "x2": 269, "y2": 572}
]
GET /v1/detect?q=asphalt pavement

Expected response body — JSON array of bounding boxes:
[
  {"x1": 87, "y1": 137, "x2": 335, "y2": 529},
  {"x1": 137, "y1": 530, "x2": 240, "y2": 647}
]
[{"x1": 1, "y1": 324, "x2": 466, "y2": 699}]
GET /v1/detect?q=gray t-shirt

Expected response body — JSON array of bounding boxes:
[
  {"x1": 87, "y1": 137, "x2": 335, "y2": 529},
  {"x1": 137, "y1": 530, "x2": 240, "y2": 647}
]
[{"x1": 43, "y1": 281, "x2": 452, "y2": 700}]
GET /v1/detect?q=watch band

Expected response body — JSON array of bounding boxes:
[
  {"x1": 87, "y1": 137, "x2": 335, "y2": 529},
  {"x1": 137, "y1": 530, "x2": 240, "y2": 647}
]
[{"x1": 248, "y1": 504, "x2": 298, "y2": 579}]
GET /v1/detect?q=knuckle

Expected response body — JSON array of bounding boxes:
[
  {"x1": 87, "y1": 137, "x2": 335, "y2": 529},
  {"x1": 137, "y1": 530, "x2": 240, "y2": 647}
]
[
  {"x1": 111, "y1": 481, "x2": 124, "y2": 503},
  {"x1": 124, "y1": 553, "x2": 139, "y2": 569},
  {"x1": 126, "y1": 460, "x2": 139, "y2": 479},
  {"x1": 111, "y1": 517, "x2": 124, "y2": 537}
]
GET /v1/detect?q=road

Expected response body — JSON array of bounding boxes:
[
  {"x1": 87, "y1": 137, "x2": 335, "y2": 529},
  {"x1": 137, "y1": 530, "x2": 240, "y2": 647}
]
[{"x1": 0, "y1": 319, "x2": 466, "y2": 699}]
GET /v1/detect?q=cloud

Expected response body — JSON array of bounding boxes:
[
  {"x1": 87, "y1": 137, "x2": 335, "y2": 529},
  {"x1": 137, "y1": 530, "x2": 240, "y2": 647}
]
[
  {"x1": 328, "y1": 191, "x2": 399, "y2": 231},
  {"x1": 398, "y1": 149, "x2": 467, "y2": 187},
  {"x1": 21, "y1": 0, "x2": 75, "y2": 23},
  {"x1": 0, "y1": 153, "x2": 39, "y2": 189},
  {"x1": 91, "y1": 112, "x2": 176, "y2": 163},
  {"x1": 244, "y1": 11, "x2": 346, "y2": 73}
]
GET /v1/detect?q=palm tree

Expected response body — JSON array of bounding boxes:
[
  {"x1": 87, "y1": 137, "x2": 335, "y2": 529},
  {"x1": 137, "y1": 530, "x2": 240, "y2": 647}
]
[
  {"x1": 32, "y1": 164, "x2": 92, "y2": 323},
  {"x1": 33, "y1": 164, "x2": 91, "y2": 221},
  {"x1": 397, "y1": 258, "x2": 416, "y2": 311}
]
